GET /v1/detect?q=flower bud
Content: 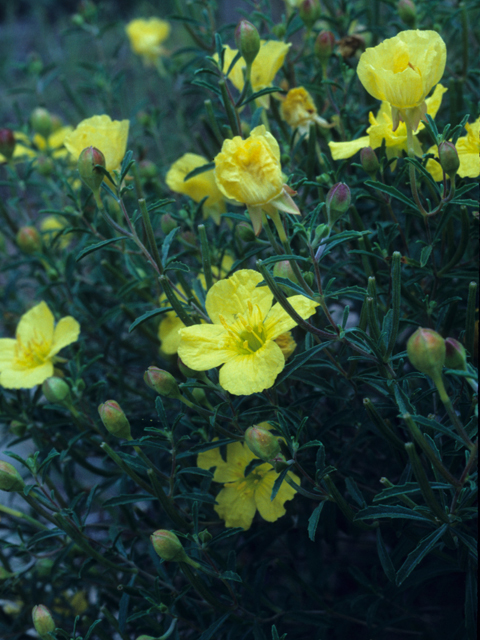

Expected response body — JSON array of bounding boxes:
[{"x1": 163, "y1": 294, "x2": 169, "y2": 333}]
[
  {"x1": 160, "y1": 213, "x2": 177, "y2": 235},
  {"x1": 98, "y1": 400, "x2": 132, "y2": 439},
  {"x1": 10, "y1": 420, "x2": 27, "y2": 437},
  {"x1": 299, "y1": 0, "x2": 321, "y2": 30},
  {"x1": 30, "y1": 108, "x2": 53, "y2": 139},
  {"x1": 0, "y1": 128, "x2": 16, "y2": 161},
  {"x1": 42, "y1": 377, "x2": 71, "y2": 404},
  {"x1": 32, "y1": 605, "x2": 55, "y2": 638},
  {"x1": 314, "y1": 31, "x2": 335, "y2": 65},
  {"x1": 360, "y1": 146, "x2": 380, "y2": 177},
  {"x1": 397, "y1": 0, "x2": 416, "y2": 28},
  {"x1": 272, "y1": 23, "x2": 286, "y2": 40},
  {"x1": 234, "y1": 20, "x2": 261, "y2": 66},
  {"x1": 78, "y1": 146, "x2": 106, "y2": 193},
  {"x1": 151, "y1": 530, "x2": 199, "y2": 567},
  {"x1": 138, "y1": 160, "x2": 157, "y2": 180},
  {"x1": 36, "y1": 155, "x2": 55, "y2": 177},
  {"x1": 0, "y1": 566, "x2": 14, "y2": 580},
  {"x1": 16, "y1": 226, "x2": 42, "y2": 254},
  {"x1": 144, "y1": 367, "x2": 180, "y2": 398},
  {"x1": 303, "y1": 271, "x2": 314, "y2": 287},
  {"x1": 198, "y1": 529, "x2": 212, "y2": 544},
  {"x1": 438, "y1": 141, "x2": 460, "y2": 179},
  {"x1": 445, "y1": 338, "x2": 467, "y2": 371},
  {"x1": 245, "y1": 425, "x2": 281, "y2": 461},
  {"x1": 326, "y1": 183, "x2": 351, "y2": 214},
  {"x1": 273, "y1": 260, "x2": 300, "y2": 296},
  {"x1": 0, "y1": 461, "x2": 25, "y2": 492},
  {"x1": 312, "y1": 223, "x2": 330, "y2": 248},
  {"x1": 235, "y1": 222, "x2": 256, "y2": 243},
  {"x1": 407, "y1": 328, "x2": 445, "y2": 379}
]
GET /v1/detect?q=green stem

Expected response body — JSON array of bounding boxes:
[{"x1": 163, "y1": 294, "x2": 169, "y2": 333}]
[
  {"x1": 0, "y1": 504, "x2": 49, "y2": 531},
  {"x1": 179, "y1": 563, "x2": 234, "y2": 610},
  {"x1": 437, "y1": 207, "x2": 470, "y2": 277},
  {"x1": 100, "y1": 442, "x2": 155, "y2": 495},
  {"x1": 159, "y1": 276, "x2": 195, "y2": 326},
  {"x1": 465, "y1": 281, "x2": 477, "y2": 357},
  {"x1": 431, "y1": 374, "x2": 474, "y2": 449},
  {"x1": 405, "y1": 443, "x2": 450, "y2": 523},
  {"x1": 147, "y1": 469, "x2": 191, "y2": 529},
  {"x1": 363, "y1": 398, "x2": 405, "y2": 451},
  {"x1": 139, "y1": 198, "x2": 163, "y2": 274},
  {"x1": 198, "y1": 224, "x2": 213, "y2": 290},
  {"x1": 385, "y1": 251, "x2": 401, "y2": 359}
]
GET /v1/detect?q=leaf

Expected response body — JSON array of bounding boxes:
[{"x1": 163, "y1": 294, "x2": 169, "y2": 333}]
[
  {"x1": 199, "y1": 613, "x2": 231, "y2": 640},
  {"x1": 354, "y1": 505, "x2": 434, "y2": 523},
  {"x1": 395, "y1": 524, "x2": 448, "y2": 586},
  {"x1": 271, "y1": 467, "x2": 290, "y2": 501},
  {"x1": 364, "y1": 180, "x2": 416, "y2": 209},
  {"x1": 164, "y1": 261, "x2": 190, "y2": 273},
  {"x1": 177, "y1": 467, "x2": 213, "y2": 478},
  {"x1": 103, "y1": 494, "x2": 156, "y2": 508},
  {"x1": 275, "y1": 343, "x2": 331, "y2": 386},
  {"x1": 176, "y1": 438, "x2": 237, "y2": 459},
  {"x1": 75, "y1": 236, "x2": 128, "y2": 262},
  {"x1": 239, "y1": 85, "x2": 284, "y2": 107},
  {"x1": 221, "y1": 570, "x2": 242, "y2": 582},
  {"x1": 308, "y1": 502, "x2": 325, "y2": 542},
  {"x1": 373, "y1": 482, "x2": 452, "y2": 502},
  {"x1": 183, "y1": 162, "x2": 215, "y2": 181},
  {"x1": 128, "y1": 307, "x2": 173, "y2": 333},
  {"x1": 161, "y1": 227, "x2": 180, "y2": 266},
  {"x1": 376, "y1": 528, "x2": 396, "y2": 583},
  {"x1": 345, "y1": 477, "x2": 366, "y2": 508},
  {"x1": 420, "y1": 245, "x2": 433, "y2": 267}
]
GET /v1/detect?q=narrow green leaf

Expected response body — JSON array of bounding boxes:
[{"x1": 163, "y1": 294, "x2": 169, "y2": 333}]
[
  {"x1": 420, "y1": 245, "x2": 433, "y2": 267},
  {"x1": 128, "y1": 307, "x2": 173, "y2": 333},
  {"x1": 184, "y1": 162, "x2": 215, "y2": 181},
  {"x1": 308, "y1": 502, "x2": 325, "y2": 542},
  {"x1": 376, "y1": 528, "x2": 396, "y2": 582},
  {"x1": 199, "y1": 613, "x2": 231, "y2": 640},
  {"x1": 239, "y1": 86, "x2": 284, "y2": 106},
  {"x1": 364, "y1": 180, "x2": 415, "y2": 208},
  {"x1": 271, "y1": 467, "x2": 290, "y2": 501},
  {"x1": 396, "y1": 524, "x2": 448, "y2": 586},
  {"x1": 354, "y1": 505, "x2": 434, "y2": 523},
  {"x1": 103, "y1": 494, "x2": 156, "y2": 508},
  {"x1": 76, "y1": 236, "x2": 128, "y2": 262}
]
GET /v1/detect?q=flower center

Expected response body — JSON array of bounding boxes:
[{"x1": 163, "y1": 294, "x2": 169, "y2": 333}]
[
  {"x1": 14, "y1": 335, "x2": 51, "y2": 369},
  {"x1": 219, "y1": 301, "x2": 267, "y2": 355},
  {"x1": 237, "y1": 466, "x2": 270, "y2": 497}
]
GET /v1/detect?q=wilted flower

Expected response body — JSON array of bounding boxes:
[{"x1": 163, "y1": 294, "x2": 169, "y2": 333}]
[
  {"x1": 125, "y1": 18, "x2": 170, "y2": 66},
  {"x1": 64, "y1": 115, "x2": 129, "y2": 173},
  {"x1": 0, "y1": 301, "x2": 80, "y2": 389},
  {"x1": 425, "y1": 117, "x2": 480, "y2": 181},
  {"x1": 197, "y1": 437, "x2": 299, "y2": 530},
  {"x1": 280, "y1": 87, "x2": 331, "y2": 137},
  {"x1": 178, "y1": 269, "x2": 318, "y2": 395},
  {"x1": 165, "y1": 153, "x2": 225, "y2": 224},
  {"x1": 357, "y1": 30, "x2": 446, "y2": 130}
]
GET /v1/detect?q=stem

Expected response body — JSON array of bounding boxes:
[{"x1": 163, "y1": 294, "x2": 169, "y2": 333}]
[
  {"x1": 100, "y1": 442, "x2": 155, "y2": 495},
  {"x1": 139, "y1": 197, "x2": 163, "y2": 274},
  {"x1": 198, "y1": 224, "x2": 213, "y2": 290},
  {"x1": 385, "y1": 251, "x2": 401, "y2": 359},
  {"x1": 405, "y1": 443, "x2": 450, "y2": 523},
  {"x1": 465, "y1": 281, "x2": 477, "y2": 357}
]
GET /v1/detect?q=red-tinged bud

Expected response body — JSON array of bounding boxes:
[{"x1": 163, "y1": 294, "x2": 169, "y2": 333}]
[
  {"x1": 273, "y1": 260, "x2": 299, "y2": 284},
  {"x1": 407, "y1": 328, "x2": 445, "y2": 379},
  {"x1": 144, "y1": 367, "x2": 180, "y2": 398},
  {"x1": 150, "y1": 530, "x2": 199, "y2": 567},
  {"x1": 314, "y1": 31, "x2": 336, "y2": 64},
  {"x1": 236, "y1": 222, "x2": 256, "y2": 242},
  {"x1": 299, "y1": 0, "x2": 321, "y2": 30},
  {"x1": 78, "y1": 146, "x2": 106, "y2": 193},
  {"x1": 397, "y1": 0, "x2": 416, "y2": 28},
  {"x1": 138, "y1": 160, "x2": 157, "y2": 180},
  {"x1": 42, "y1": 377, "x2": 71, "y2": 404},
  {"x1": 180, "y1": 230, "x2": 198, "y2": 249},
  {"x1": 32, "y1": 605, "x2": 55, "y2": 638},
  {"x1": 234, "y1": 20, "x2": 261, "y2": 66},
  {"x1": 438, "y1": 141, "x2": 459, "y2": 179},
  {"x1": 245, "y1": 425, "x2": 281, "y2": 461},
  {"x1": 445, "y1": 338, "x2": 467, "y2": 371},
  {"x1": 0, "y1": 461, "x2": 25, "y2": 492},
  {"x1": 360, "y1": 146, "x2": 380, "y2": 177},
  {"x1": 326, "y1": 182, "x2": 351, "y2": 225},
  {"x1": 160, "y1": 213, "x2": 177, "y2": 235},
  {"x1": 98, "y1": 400, "x2": 132, "y2": 439},
  {"x1": 16, "y1": 226, "x2": 42, "y2": 254},
  {"x1": 0, "y1": 128, "x2": 16, "y2": 161},
  {"x1": 30, "y1": 107, "x2": 53, "y2": 139},
  {"x1": 36, "y1": 155, "x2": 55, "y2": 177}
]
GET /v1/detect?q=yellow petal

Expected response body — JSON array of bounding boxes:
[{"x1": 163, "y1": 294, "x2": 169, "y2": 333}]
[
  {"x1": 158, "y1": 313, "x2": 186, "y2": 355},
  {"x1": 329, "y1": 136, "x2": 370, "y2": 160},
  {"x1": 165, "y1": 153, "x2": 224, "y2": 206},
  {"x1": 64, "y1": 115, "x2": 130, "y2": 172},
  {"x1": 0, "y1": 362, "x2": 54, "y2": 389},
  {"x1": 264, "y1": 295, "x2": 319, "y2": 340},
  {"x1": 49, "y1": 316, "x2": 81, "y2": 358},
  {"x1": 250, "y1": 40, "x2": 291, "y2": 93},
  {"x1": 178, "y1": 324, "x2": 230, "y2": 370},
  {"x1": 254, "y1": 468, "x2": 299, "y2": 522},
  {"x1": 424, "y1": 84, "x2": 448, "y2": 120},
  {"x1": 205, "y1": 269, "x2": 272, "y2": 324},
  {"x1": 214, "y1": 483, "x2": 257, "y2": 529},
  {"x1": 0, "y1": 339, "x2": 16, "y2": 370},
  {"x1": 16, "y1": 302, "x2": 54, "y2": 345},
  {"x1": 125, "y1": 18, "x2": 170, "y2": 58},
  {"x1": 219, "y1": 341, "x2": 285, "y2": 395}
]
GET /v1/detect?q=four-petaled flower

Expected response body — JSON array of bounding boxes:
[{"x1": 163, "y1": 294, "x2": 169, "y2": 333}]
[
  {"x1": 0, "y1": 302, "x2": 80, "y2": 389},
  {"x1": 177, "y1": 269, "x2": 318, "y2": 395},
  {"x1": 125, "y1": 18, "x2": 171, "y2": 66},
  {"x1": 197, "y1": 433, "x2": 299, "y2": 530},
  {"x1": 64, "y1": 115, "x2": 129, "y2": 173}
]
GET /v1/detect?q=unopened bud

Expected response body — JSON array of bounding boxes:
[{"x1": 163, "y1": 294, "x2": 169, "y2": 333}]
[
  {"x1": 313, "y1": 223, "x2": 330, "y2": 248},
  {"x1": 0, "y1": 128, "x2": 16, "y2": 161},
  {"x1": 438, "y1": 141, "x2": 459, "y2": 179},
  {"x1": 78, "y1": 146, "x2": 106, "y2": 193},
  {"x1": 299, "y1": 0, "x2": 321, "y2": 30},
  {"x1": 303, "y1": 271, "x2": 314, "y2": 287},
  {"x1": 198, "y1": 529, "x2": 212, "y2": 544},
  {"x1": 16, "y1": 226, "x2": 42, "y2": 254},
  {"x1": 407, "y1": 328, "x2": 445, "y2": 379},
  {"x1": 0, "y1": 461, "x2": 25, "y2": 492},
  {"x1": 138, "y1": 160, "x2": 157, "y2": 180},
  {"x1": 42, "y1": 377, "x2": 71, "y2": 404},
  {"x1": 272, "y1": 23, "x2": 286, "y2": 40},
  {"x1": 144, "y1": 366, "x2": 180, "y2": 398},
  {"x1": 245, "y1": 425, "x2": 281, "y2": 461},
  {"x1": 98, "y1": 400, "x2": 132, "y2": 439},
  {"x1": 273, "y1": 260, "x2": 299, "y2": 295},
  {"x1": 236, "y1": 222, "x2": 256, "y2": 242},
  {"x1": 360, "y1": 146, "x2": 380, "y2": 177},
  {"x1": 180, "y1": 230, "x2": 197, "y2": 249},
  {"x1": 445, "y1": 338, "x2": 467, "y2": 371},
  {"x1": 36, "y1": 155, "x2": 55, "y2": 177},
  {"x1": 326, "y1": 182, "x2": 351, "y2": 225},
  {"x1": 397, "y1": 0, "x2": 416, "y2": 28},
  {"x1": 151, "y1": 530, "x2": 199, "y2": 567},
  {"x1": 10, "y1": 420, "x2": 27, "y2": 437},
  {"x1": 160, "y1": 213, "x2": 177, "y2": 235},
  {"x1": 30, "y1": 108, "x2": 53, "y2": 139},
  {"x1": 32, "y1": 605, "x2": 55, "y2": 638},
  {"x1": 314, "y1": 31, "x2": 335, "y2": 64},
  {"x1": 234, "y1": 20, "x2": 261, "y2": 66}
]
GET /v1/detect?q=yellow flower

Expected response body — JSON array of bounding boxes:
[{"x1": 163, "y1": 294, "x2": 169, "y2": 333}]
[
  {"x1": 0, "y1": 127, "x2": 73, "y2": 163},
  {"x1": 0, "y1": 301, "x2": 80, "y2": 389},
  {"x1": 275, "y1": 331, "x2": 297, "y2": 360},
  {"x1": 165, "y1": 153, "x2": 226, "y2": 224},
  {"x1": 64, "y1": 115, "x2": 129, "y2": 172},
  {"x1": 40, "y1": 215, "x2": 73, "y2": 249},
  {"x1": 426, "y1": 117, "x2": 480, "y2": 181},
  {"x1": 329, "y1": 84, "x2": 447, "y2": 166},
  {"x1": 280, "y1": 87, "x2": 331, "y2": 136},
  {"x1": 357, "y1": 30, "x2": 446, "y2": 130},
  {"x1": 197, "y1": 438, "x2": 299, "y2": 529},
  {"x1": 219, "y1": 41, "x2": 291, "y2": 108},
  {"x1": 177, "y1": 269, "x2": 318, "y2": 395},
  {"x1": 125, "y1": 18, "x2": 170, "y2": 66},
  {"x1": 214, "y1": 125, "x2": 299, "y2": 234}
]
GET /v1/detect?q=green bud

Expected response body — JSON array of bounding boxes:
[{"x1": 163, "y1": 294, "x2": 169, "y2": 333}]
[
  {"x1": 0, "y1": 461, "x2": 25, "y2": 492},
  {"x1": 198, "y1": 529, "x2": 212, "y2": 544},
  {"x1": 326, "y1": 182, "x2": 351, "y2": 215},
  {"x1": 445, "y1": 338, "x2": 467, "y2": 371},
  {"x1": 16, "y1": 226, "x2": 42, "y2": 254},
  {"x1": 236, "y1": 222, "x2": 256, "y2": 243},
  {"x1": 234, "y1": 20, "x2": 261, "y2": 66},
  {"x1": 36, "y1": 155, "x2": 55, "y2": 177},
  {"x1": 32, "y1": 605, "x2": 55, "y2": 638},
  {"x1": 42, "y1": 377, "x2": 71, "y2": 404},
  {"x1": 313, "y1": 223, "x2": 330, "y2": 248},
  {"x1": 299, "y1": 0, "x2": 321, "y2": 30},
  {"x1": 407, "y1": 328, "x2": 445, "y2": 379},
  {"x1": 138, "y1": 160, "x2": 157, "y2": 180},
  {"x1": 78, "y1": 146, "x2": 106, "y2": 193},
  {"x1": 273, "y1": 260, "x2": 299, "y2": 296},
  {"x1": 272, "y1": 23, "x2": 286, "y2": 39},
  {"x1": 98, "y1": 400, "x2": 132, "y2": 439},
  {"x1": 0, "y1": 128, "x2": 16, "y2": 161},
  {"x1": 303, "y1": 271, "x2": 314, "y2": 287},
  {"x1": 10, "y1": 420, "x2": 27, "y2": 437},
  {"x1": 438, "y1": 141, "x2": 460, "y2": 179},
  {"x1": 30, "y1": 108, "x2": 53, "y2": 139},
  {"x1": 150, "y1": 530, "x2": 199, "y2": 567},
  {"x1": 160, "y1": 213, "x2": 177, "y2": 235},
  {"x1": 245, "y1": 425, "x2": 281, "y2": 461},
  {"x1": 397, "y1": 0, "x2": 416, "y2": 28},
  {"x1": 360, "y1": 146, "x2": 380, "y2": 177},
  {"x1": 144, "y1": 367, "x2": 180, "y2": 398},
  {"x1": 314, "y1": 31, "x2": 336, "y2": 64}
]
